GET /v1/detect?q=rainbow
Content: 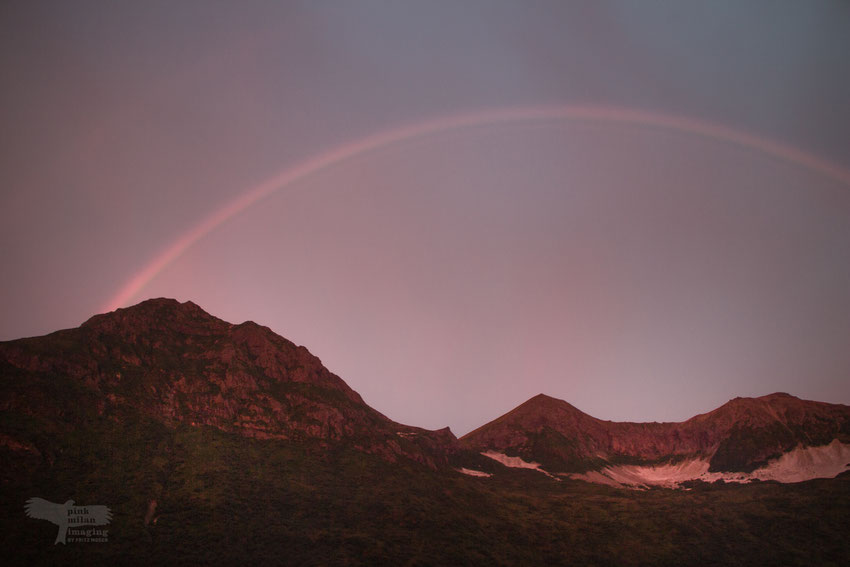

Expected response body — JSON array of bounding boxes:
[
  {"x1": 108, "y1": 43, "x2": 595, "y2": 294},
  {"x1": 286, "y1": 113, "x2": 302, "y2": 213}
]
[{"x1": 104, "y1": 104, "x2": 850, "y2": 312}]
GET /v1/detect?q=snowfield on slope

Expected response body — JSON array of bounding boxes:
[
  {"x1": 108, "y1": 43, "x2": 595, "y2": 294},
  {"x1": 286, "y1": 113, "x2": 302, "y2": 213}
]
[
  {"x1": 456, "y1": 467, "x2": 493, "y2": 478},
  {"x1": 567, "y1": 440, "x2": 850, "y2": 488},
  {"x1": 480, "y1": 451, "x2": 560, "y2": 480}
]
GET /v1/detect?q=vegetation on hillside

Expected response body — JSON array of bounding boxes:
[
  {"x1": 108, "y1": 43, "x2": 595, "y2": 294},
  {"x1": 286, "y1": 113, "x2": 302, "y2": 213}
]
[{"x1": 2, "y1": 412, "x2": 848, "y2": 566}]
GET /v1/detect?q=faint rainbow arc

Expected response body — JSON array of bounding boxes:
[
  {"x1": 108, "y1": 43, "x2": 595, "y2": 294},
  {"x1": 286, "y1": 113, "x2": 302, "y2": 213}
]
[{"x1": 104, "y1": 104, "x2": 850, "y2": 312}]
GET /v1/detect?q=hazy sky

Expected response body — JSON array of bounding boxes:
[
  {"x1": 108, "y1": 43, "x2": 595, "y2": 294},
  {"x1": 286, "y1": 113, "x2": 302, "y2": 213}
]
[{"x1": 2, "y1": 1, "x2": 849, "y2": 435}]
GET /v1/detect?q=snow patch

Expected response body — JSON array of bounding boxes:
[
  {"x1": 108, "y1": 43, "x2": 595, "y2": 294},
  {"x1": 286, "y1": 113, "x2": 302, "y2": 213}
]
[
  {"x1": 569, "y1": 440, "x2": 850, "y2": 489},
  {"x1": 749, "y1": 439, "x2": 850, "y2": 483},
  {"x1": 457, "y1": 467, "x2": 492, "y2": 478},
  {"x1": 481, "y1": 451, "x2": 560, "y2": 480}
]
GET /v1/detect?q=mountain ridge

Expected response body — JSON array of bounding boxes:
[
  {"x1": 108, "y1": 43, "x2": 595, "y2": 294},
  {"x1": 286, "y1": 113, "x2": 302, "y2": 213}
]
[
  {"x1": 0, "y1": 297, "x2": 456, "y2": 470},
  {"x1": 460, "y1": 390, "x2": 850, "y2": 485},
  {"x1": 2, "y1": 298, "x2": 848, "y2": 487}
]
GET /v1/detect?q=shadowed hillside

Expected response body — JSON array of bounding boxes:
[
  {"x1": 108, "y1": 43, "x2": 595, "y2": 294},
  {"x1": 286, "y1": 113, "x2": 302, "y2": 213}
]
[{"x1": 1, "y1": 299, "x2": 848, "y2": 565}]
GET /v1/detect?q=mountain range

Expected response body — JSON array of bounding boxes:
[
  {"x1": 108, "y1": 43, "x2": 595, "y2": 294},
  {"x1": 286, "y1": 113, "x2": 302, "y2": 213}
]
[
  {"x1": 462, "y1": 391, "x2": 850, "y2": 487},
  {"x1": 2, "y1": 298, "x2": 849, "y2": 565}
]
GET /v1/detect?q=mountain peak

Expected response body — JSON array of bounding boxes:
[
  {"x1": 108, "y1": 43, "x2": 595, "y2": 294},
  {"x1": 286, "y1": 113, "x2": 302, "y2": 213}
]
[
  {"x1": 463, "y1": 389, "x2": 850, "y2": 478},
  {"x1": 80, "y1": 297, "x2": 229, "y2": 336},
  {"x1": 1, "y1": 298, "x2": 457, "y2": 469},
  {"x1": 527, "y1": 393, "x2": 561, "y2": 403},
  {"x1": 113, "y1": 297, "x2": 201, "y2": 314},
  {"x1": 711, "y1": 392, "x2": 811, "y2": 419},
  {"x1": 757, "y1": 392, "x2": 800, "y2": 402},
  {"x1": 729, "y1": 392, "x2": 799, "y2": 403},
  {"x1": 515, "y1": 393, "x2": 582, "y2": 412}
]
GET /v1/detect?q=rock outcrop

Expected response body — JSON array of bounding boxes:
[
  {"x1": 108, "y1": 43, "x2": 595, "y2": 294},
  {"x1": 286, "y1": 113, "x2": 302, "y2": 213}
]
[
  {"x1": 0, "y1": 298, "x2": 456, "y2": 469},
  {"x1": 460, "y1": 392, "x2": 850, "y2": 479}
]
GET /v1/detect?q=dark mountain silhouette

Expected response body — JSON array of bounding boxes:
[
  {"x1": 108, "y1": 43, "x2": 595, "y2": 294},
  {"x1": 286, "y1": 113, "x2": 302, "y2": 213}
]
[
  {"x1": 3, "y1": 298, "x2": 848, "y2": 484},
  {"x1": 461, "y1": 392, "x2": 850, "y2": 483},
  {"x1": 0, "y1": 298, "x2": 455, "y2": 470},
  {"x1": 2, "y1": 299, "x2": 849, "y2": 564}
]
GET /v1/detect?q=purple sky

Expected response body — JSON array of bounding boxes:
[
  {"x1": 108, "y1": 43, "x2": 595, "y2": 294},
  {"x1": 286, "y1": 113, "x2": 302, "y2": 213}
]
[{"x1": 2, "y1": 1, "x2": 849, "y2": 435}]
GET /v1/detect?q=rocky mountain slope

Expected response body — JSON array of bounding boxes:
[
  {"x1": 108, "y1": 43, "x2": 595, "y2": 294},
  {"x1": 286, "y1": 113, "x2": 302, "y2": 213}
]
[
  {"x1": 1, "y1": 299, "x2": 849, "y2": 564},
  {"x1": 460, "y1": 393, "x2": 850, "y2": 486},
  {"x1": 0, "y1": 298, "x2": 455, "y2": 470},
  {"x1": 2, "y1": 297, "x2": 848, "y2": 489}
]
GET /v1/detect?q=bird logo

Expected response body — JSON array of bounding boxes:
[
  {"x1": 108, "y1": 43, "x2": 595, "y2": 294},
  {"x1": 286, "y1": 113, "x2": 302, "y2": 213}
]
[{"x1": 24, "y1": 498, "x2": 112, "y2": 544}]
